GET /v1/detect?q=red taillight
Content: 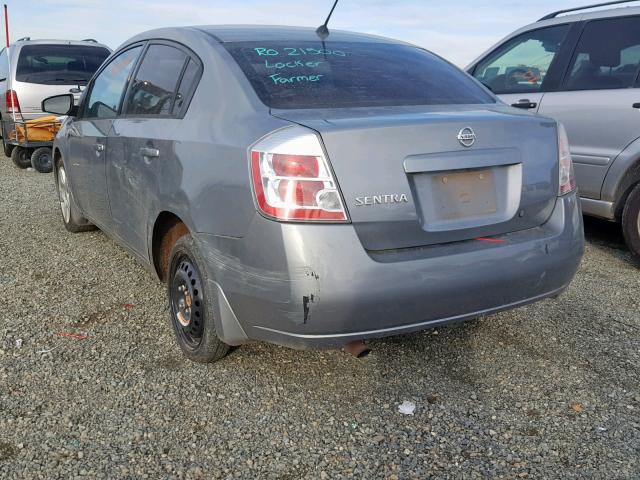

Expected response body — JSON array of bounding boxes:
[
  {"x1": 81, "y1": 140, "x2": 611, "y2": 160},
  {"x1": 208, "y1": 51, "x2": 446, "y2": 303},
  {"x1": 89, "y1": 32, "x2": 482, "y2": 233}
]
[
  {"x1": 5, "y1": 90, "x2": 20, "y2": 113},
  {"x1": 557, "y1": 123, "x2": 576, "y2": 196},
  {"x1": 272, "y1": 154, "x2": 319, "y2": 178},
  {"x1": 250, "y1": 127, "x2": 348, "y2": 222}
]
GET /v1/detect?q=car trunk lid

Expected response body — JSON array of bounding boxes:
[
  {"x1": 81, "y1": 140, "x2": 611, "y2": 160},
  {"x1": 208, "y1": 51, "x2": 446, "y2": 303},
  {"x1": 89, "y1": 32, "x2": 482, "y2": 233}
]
[{"x1": 273, "y1": 106, "x2": 559, "y2": 251}]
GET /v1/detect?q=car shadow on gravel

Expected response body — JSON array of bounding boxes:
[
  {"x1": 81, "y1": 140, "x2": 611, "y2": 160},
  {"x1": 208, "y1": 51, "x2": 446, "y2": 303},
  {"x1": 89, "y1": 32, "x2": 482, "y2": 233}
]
[
  {"x1": 583, "y1": 216, "x2": 625, "y2": 248},
  {"x1": 583, "y1": 216, "x2": 638, "y2": 268}
]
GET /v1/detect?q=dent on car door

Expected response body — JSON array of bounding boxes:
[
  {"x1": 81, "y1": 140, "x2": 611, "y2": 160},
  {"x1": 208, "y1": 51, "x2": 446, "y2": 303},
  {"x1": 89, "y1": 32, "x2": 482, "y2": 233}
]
[
  {"x1": 537, "y1": 16, "x2": 640, "y2": 200},
  {"x1": 66, "y1": 117, "x2": 111, "y2": 221},
  {"x1": 109, "y1": 43, "x2": 201, "y2": 257},
  {"x1": 471, "y1": 24, "x2": 572, "y2": 111},
  {"x1": 69, "y1": 45, "x2": 143, "y2": 228}
]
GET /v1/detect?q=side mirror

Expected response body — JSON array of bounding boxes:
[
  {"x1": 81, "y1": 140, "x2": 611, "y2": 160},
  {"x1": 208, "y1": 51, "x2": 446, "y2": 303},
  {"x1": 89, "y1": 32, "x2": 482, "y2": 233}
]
[{"x1": 42, "y1": 94, "x2": 78, "y2": 116}]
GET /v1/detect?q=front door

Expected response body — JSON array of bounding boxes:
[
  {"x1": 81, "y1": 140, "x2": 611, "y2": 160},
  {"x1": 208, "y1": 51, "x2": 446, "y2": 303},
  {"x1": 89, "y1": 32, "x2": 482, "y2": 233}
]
[
  {"x1": 67, "y1": 45, "x2": 143, "y2": 228},
  {"x1": 66, "y1": 116, "x2": 112, "y2": 225},
  {"x1": 538, "y1": 15, "x2": 640, "y2": 199}
]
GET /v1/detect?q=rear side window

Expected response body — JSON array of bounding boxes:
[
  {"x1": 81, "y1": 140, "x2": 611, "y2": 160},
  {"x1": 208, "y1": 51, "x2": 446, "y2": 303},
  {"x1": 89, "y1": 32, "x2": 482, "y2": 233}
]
[
  {"x1": 16, "y1": 44, "x2": 110, "y2": 85},
  {"x1": 472, "y1": 25, "x2": 570, "y2": 94},
  {"x1": 123, "y1": 44, "x2": 189, "y2": 116},
  {"x1": 563, "y1": 16, "x2": 640, "y2": 91},
  {"x1": 171, "y1": 59, "x2": 201, "y2": 115},
  {"x1": 224, "y1": 41, "x2": 494, "y2": 109}
]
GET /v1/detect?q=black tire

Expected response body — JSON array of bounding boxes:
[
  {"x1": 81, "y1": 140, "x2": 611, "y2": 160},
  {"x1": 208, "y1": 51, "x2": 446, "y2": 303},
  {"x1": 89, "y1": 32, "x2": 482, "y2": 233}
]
[
  {"x1": 168, "y1": 235, "x2": 230, "y2": 363},
  {"x1": 2, "y1": 137, "x2": 14, "y2": 158},
  {"x1": 55, "y1": 160, "x2": 96, "y2": 233},
  {"x1": 622, "y1": 183, "x2": 640, "y2": 262},
  {"x1": 11, "y1": 146, "x2": 32, "y2": 169},
  {"x1": 31, "y1": 147, "x2": 53, "y2": 173}
]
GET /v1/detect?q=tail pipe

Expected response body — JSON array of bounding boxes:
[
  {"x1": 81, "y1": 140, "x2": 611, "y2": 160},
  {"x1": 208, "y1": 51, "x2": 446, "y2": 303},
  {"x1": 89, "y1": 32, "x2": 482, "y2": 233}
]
[{"x1": 344, "y1": 340, "x2": 371, "y2": 358}]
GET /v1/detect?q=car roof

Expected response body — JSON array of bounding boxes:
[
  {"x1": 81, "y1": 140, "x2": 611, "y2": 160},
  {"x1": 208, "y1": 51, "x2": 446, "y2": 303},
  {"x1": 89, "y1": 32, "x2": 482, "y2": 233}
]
[
  {"x1": 8, "y1": 39, "x2": 111, "y2": 50},
  {"x1": 127, "y1": 25, "x2": 409, "y2": 46},
  {"x1": 531, "y1": 4, "x2": 640, "y2": 28}
]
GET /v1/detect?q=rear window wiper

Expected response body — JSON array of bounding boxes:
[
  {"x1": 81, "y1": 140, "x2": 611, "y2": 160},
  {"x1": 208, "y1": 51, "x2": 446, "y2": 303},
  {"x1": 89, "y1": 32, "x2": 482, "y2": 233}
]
[{"x1": 50, "y1": 78, "x2": 88, "y2": 83}]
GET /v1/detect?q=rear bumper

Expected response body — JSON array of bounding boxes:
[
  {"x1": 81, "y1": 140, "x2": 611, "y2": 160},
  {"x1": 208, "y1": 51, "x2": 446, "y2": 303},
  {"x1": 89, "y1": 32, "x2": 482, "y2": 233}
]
[{"x1": 195, "y1": 192, "x2": 584, "y2": 349}]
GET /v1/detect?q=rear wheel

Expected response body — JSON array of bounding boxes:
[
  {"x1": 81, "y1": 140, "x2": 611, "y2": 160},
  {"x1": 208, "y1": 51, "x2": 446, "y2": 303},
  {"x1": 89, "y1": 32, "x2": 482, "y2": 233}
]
[
  {"x1": 11, "y1": 146, "x2": 32, "y2": 169},
  {"x1": 622, "y1": 183, "x2": 640, "y2": 262},
  {"x1": 2, "y1": 137, "x2": 14, "y2": 158},
  {"x1": 168, "y1": 235, "x2": 230, "y2": 363},
  {"x1": 31, "y1": 147, "x2": 53, "y2": 173},
  {"x1": 55, "y1": 161, "x2": 96, "y2": 233}
]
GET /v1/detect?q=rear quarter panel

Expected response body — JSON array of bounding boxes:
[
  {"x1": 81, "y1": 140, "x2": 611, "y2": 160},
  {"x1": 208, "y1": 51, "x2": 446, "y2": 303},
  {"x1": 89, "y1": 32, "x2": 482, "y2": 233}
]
[{"x1": 133, "y1": 31, "x2": 290, "y2": 258}]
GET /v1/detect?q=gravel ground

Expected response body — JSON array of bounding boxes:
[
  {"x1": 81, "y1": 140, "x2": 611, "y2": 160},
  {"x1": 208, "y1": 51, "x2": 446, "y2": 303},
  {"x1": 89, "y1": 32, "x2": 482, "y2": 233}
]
[{"x1": 0, "y1": 158, "x2": 639, "y2": 479}]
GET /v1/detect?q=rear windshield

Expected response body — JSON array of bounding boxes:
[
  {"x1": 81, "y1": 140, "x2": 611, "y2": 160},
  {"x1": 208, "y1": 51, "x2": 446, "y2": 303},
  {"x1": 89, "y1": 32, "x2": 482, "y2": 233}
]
[
  {"x1": 16, "y1": 44, "x2": 111, "y2": 85},
  {"x1": 224, "y1": 40, "x2": 495, "y2": 109}
]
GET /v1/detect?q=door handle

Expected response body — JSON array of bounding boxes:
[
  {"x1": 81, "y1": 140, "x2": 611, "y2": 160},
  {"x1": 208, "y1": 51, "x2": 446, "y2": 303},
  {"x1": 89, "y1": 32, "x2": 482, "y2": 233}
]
[
  {"x1": 140, "y1": 147, "x2": 160, "y2": 158},
  {"x1": 94, "y1": 143, "x2": 105, "y2": 152},
  {"x1": 511, "y1": 99, "x2": 537, "y2": 109},
  {"x1": 633, "y1": 103, "x2": 640, "y2": 109}
]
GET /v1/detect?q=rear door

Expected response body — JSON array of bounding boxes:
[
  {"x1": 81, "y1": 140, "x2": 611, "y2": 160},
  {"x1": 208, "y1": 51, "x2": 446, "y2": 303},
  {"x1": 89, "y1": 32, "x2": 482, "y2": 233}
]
[
  {"x1": 109, "y1": 42, "x2": 202, "y2": 256},
  {"x1": 67, "y1": 45, "x2": 142, "y2": 227},
  {"x1": 470, "y1": 24, "x2": 573, "y2": 111},
  {"x1": 538, "y1": 15, "x2": 640, "y2": 199}
]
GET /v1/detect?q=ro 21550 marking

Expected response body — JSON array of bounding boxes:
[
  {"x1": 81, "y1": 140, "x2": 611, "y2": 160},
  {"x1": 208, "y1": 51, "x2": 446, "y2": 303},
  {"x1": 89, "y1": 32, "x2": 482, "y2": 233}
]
[
  {"x1": 355, "y1": 194, "x2": 409, "y2": 206},
  {"x1": 253, "y1": 47, "x2": 347, "y2": 57}
]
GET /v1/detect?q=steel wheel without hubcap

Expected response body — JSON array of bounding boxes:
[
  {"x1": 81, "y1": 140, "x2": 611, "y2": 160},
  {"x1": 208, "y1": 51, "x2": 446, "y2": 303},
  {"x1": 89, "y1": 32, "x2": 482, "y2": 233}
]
[
  {"x1": 170, "y1": 256, "x2": 206, "y2": 349},
  {"x1": 31, "y1": 147, "x2": 53, "y2": 173},
  {"x1": 57, "y1": 165, "x2": 71, "y2": 224}
]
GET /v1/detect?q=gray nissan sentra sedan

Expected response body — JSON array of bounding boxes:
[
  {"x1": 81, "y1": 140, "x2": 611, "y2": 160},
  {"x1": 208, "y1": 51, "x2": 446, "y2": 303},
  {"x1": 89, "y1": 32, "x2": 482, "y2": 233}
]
[{"x1": 42, "y1": 25, "x2": 585, "y2": 362}]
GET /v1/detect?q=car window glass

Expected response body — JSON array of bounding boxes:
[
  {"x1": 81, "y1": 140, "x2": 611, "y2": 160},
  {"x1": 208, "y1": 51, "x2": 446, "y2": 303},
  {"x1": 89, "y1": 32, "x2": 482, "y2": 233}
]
[
  {"x1": 171, "y1": 59, "x2": 200, "y2": 115},
  {"x1": 85, "y1": 46, "x2": 141, "y2": 119},
  {"x1": 15, "y1": 44, "x2": 110, "y2": 86},
  {"x1": 564, "y1": 16, "x2": 640, "y2": 91},
  {"x1": 225, "y1": 41, "x2": 494, "y2": 109},
  {"x1": 124, "y1": 44, "x2": 187, "y2": 116},
  {"x1": 473, "y1": 25, "x2": 570, "y2": 94}
]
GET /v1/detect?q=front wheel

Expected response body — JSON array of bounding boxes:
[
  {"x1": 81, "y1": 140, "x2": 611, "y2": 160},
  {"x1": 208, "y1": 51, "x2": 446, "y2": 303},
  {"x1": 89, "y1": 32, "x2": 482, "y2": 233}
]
[
  {"x1": 168, "y1": 235, "x2": 230, "y2": 363},
  {"x1": 55, "y1": 162, "x2": 96, "y2": 233},
  {"x1": 622, "y1": 183, "x2": 640, "y2": 262}
]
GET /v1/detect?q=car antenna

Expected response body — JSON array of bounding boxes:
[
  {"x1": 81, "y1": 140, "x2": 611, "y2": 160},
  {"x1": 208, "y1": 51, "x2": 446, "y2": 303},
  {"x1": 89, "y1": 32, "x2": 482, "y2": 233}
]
[{"x1": 316, "y1": 0, "x2": 340, "y2": 39}]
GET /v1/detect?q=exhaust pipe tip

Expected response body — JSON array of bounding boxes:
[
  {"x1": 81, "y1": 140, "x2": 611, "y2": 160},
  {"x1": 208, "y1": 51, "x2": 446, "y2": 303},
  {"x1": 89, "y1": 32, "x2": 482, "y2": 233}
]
[{"x1": 344, "y1": 340, "x2": 371, "y2": 358}]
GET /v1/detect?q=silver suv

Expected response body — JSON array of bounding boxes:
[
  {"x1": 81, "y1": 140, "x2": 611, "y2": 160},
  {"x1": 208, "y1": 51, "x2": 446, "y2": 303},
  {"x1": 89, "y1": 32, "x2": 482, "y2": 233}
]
[
  {"x1": 467, "y1": 1, "x2": 640, "y2": 259},
  {"x1": 0, "y1": 38, "x2": 111, "y2": 157}
]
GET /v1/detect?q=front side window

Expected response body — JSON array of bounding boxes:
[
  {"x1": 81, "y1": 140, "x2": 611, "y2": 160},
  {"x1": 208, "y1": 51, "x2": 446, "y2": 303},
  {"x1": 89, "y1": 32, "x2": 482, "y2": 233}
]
[
  {"x1": 123, "y1": 44, "x2": 188, "y2": 116},
  {"x1": 84, "y1": 46, "x2": 141, "y2": 119},
  {"x1": 16, "y1": 44, "x2": 110, "y2": 85},
  {"x1": 225, "y1": 41, "x2": 494, "y2": 109},
  {"x1": 473, "y1": 25, "x2": 570, "y2": 94},
  {"x1": 563, "y1": 16, "x2": 640, "y2": 91}
]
